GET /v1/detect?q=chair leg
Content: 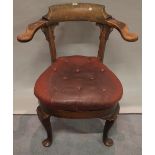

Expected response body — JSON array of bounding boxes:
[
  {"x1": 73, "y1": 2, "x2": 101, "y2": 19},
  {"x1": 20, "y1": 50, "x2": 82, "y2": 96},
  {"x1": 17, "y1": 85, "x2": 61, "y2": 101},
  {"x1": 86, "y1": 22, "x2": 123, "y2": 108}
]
[
  {"x1": 36, "y1": 106, "x2": 52, "y2": 147},
  {"x1": 103, "y1": 104, "x2": 120, "y2": 147},
  {"x1": 103, "y1": 119, "x2": 115, "y2": 147}
]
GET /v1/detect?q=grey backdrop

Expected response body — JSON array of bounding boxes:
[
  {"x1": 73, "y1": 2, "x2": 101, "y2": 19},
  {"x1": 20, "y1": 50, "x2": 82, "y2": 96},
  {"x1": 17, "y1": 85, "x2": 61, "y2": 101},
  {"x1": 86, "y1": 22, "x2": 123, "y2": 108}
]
[{"x1": 14, "y1": 0, "x2": 141, "y2": 114}]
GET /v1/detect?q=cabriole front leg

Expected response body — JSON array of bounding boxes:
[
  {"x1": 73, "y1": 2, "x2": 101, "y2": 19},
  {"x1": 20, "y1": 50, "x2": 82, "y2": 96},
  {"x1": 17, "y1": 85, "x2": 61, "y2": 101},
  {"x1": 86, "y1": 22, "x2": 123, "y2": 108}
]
[
  {"x1": 103, "y1": 104, "x2": 120, "y2": 147},
  {"x1": 103, "y1": 119, "x2": 115, "y2": 146},
  {"x1": 36, "y1": 106, "x2": 52, "y2": 147}
]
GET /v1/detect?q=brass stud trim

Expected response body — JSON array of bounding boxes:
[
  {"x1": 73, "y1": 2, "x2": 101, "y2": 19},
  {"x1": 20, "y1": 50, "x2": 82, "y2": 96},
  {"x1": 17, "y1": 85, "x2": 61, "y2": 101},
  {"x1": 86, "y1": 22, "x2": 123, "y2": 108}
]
[
  {"x1": 88, "y1": 7, "x2": 92, "y2": 11},
  {"x1": 72, "y1": 2, "x2": 78, "y2": 6}
]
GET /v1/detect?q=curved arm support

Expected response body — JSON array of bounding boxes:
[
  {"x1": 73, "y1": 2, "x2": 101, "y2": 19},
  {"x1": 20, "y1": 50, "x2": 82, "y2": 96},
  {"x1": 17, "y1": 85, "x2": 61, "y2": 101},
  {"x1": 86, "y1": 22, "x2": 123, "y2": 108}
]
[
  {"x1": 17, "y1": 19, "x2": 47, "y2": 42},
  {"x1": 106, "y1": 18, "x2": 138, "y2": 42}
]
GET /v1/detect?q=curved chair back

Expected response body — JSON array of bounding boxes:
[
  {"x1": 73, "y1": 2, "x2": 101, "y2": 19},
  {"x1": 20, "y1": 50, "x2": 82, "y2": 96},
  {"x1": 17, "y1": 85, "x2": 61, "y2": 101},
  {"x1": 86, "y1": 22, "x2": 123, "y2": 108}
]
[{"x1": 17, "y1": 3, "x2": 138, "y2": 62}]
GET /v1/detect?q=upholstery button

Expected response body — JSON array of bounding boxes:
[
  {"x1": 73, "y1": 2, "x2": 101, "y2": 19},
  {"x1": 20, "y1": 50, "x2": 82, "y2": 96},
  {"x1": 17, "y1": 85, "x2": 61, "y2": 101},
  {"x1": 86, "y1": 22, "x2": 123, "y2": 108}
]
[
  {"x1": 87, "y1": 58, "x2": 91, "y2": 63},
  {"x1": 102, "y1": 88, "x2": 106, "y2": 92},
  {"x1": 77, "y1": 86, "x2": 81, "y2": 91},
  {"x1": 53, "y1": 67, "x2": 57, "y2": 71},
  {"x1": 101, "y1": 68, "x2": 105, "y2": 72},
  {"x1": 63, "y1": 76, "x2": 68, "y2": 80},
  {"x1": 90, "y1": 77, "x2": 95, "y2": 80},
  {"x1": 76, "y1": 68, "x2": 80, "y2": 73},
  {"x1": 64, "y1": 59, "x2": 69, "y2": 63},
  {"x1": 54, "y1": 87, "x2": 57, "y2": 90}
]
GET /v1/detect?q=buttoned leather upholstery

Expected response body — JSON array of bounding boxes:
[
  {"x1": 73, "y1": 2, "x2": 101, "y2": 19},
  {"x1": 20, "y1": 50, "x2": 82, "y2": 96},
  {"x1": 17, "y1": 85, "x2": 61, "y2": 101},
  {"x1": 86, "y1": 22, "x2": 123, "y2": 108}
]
[{"x1": 34, "y1": 55, "x2": 123, "y2": 111}]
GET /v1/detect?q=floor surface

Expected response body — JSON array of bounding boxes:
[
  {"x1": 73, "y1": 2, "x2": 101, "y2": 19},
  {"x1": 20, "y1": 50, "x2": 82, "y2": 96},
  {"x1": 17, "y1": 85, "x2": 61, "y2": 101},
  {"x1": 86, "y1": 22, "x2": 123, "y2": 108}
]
[{"x1": 13, "y1": 114, "x2": 141, "y2": 155}]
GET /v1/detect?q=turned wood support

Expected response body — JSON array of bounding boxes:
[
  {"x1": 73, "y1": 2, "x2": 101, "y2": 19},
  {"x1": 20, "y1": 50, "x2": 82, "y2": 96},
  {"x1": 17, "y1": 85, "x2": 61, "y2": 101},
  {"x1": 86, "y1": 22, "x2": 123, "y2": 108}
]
[
  {"x1": 97, "y1": 24, "x2": 112, "y2": 62},
  {"x1": 36, "y1": 106, "x2": 52, "y2": 147},
  {"x1": 42, "y1": 23, "x2": 58, "y2": 63}
]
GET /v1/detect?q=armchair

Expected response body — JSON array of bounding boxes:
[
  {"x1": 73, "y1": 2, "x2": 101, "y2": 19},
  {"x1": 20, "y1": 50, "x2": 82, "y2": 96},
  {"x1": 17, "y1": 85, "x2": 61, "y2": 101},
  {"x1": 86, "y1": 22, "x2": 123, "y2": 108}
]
[{"x1": 17, "y1": 3, "x2": 138, "y2": 147}]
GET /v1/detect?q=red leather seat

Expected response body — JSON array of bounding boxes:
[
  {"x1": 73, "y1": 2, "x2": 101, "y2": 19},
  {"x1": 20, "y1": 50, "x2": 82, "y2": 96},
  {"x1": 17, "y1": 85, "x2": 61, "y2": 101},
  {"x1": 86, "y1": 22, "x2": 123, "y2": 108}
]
[{"x1": 34, "y1": 55, "x2": 123, "y2": 111}]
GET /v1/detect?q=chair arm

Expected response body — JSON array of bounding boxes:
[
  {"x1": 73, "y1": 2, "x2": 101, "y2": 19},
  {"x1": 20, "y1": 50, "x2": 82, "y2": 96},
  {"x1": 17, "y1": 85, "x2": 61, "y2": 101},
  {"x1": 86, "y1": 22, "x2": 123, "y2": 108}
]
[
  {"x1": 106, "y1": 18, "x2": 138, "y2": 42},
  {"x1": 17, "y1": 19, "x2": 47, "y2": 42}
]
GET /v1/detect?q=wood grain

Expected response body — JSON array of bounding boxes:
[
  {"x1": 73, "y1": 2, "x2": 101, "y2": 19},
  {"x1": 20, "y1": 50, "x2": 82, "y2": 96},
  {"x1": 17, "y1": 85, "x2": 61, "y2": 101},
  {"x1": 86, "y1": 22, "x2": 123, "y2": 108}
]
[
  {"x1": 106, "y1": 18, "x2": 138, "y2": 42},
  {"x1": 17, "y1": 19, "x2": 47, "y2": 42}
]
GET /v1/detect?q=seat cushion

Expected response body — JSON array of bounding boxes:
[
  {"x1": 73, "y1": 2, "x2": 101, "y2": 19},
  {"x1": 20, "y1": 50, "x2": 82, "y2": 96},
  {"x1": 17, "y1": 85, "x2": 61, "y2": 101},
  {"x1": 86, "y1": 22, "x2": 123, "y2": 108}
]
[{"x1": 34, "y1": 55, "x2": 123, "y2": 111}]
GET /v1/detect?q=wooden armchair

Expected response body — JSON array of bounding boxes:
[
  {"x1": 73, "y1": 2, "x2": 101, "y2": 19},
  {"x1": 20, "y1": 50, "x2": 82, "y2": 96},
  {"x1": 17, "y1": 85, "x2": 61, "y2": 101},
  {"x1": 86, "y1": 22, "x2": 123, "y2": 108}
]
[{"x1": 17, "y1": 3, "x2": 138, "y2": 147}]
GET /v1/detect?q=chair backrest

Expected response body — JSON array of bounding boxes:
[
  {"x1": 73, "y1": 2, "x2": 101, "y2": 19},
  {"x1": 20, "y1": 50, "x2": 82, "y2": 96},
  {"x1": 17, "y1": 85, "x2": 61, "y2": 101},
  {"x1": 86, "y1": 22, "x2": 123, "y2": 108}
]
[
  {"x1": 41, "y1": 3, "x2": 113, "y2": 62},
  {"x1": 17, "y1": 3, "x2": 138, "y2": 63}
]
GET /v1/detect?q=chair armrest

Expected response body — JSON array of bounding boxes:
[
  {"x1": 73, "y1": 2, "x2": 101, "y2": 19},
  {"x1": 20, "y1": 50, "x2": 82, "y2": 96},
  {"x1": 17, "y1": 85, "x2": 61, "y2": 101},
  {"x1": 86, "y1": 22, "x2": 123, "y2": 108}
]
[
  {"x1": 106, "y1": 18, "x2": 138, "y2": 42},
  {"x1": 17, "y1": 19, "x2": 47, "y2": 42}
]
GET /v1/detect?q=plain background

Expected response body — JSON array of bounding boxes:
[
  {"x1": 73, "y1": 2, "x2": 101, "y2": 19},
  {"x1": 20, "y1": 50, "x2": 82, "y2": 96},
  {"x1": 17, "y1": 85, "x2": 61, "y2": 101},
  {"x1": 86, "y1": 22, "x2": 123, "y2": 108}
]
[{"x1": 14, "y1": 0, "x2": 141, "y2": 114}]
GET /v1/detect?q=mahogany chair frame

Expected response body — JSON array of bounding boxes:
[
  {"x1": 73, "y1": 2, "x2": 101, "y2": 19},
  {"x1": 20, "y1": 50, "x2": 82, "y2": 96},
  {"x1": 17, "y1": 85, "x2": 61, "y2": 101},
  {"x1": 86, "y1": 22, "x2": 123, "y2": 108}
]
[{"x1": 17, "y1": 3, "x2": 138, "y2": 147}]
